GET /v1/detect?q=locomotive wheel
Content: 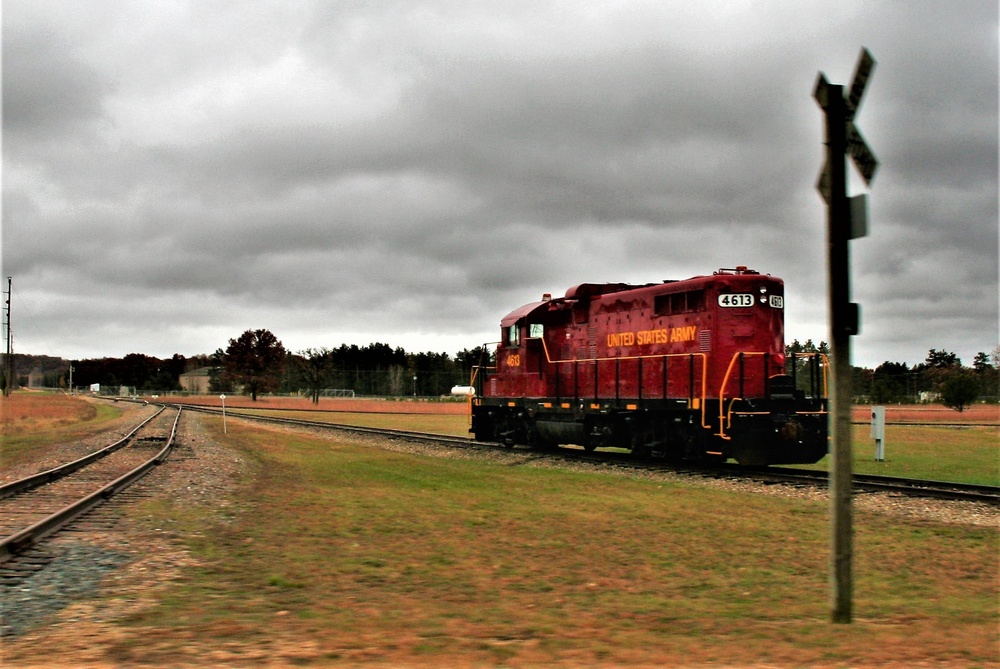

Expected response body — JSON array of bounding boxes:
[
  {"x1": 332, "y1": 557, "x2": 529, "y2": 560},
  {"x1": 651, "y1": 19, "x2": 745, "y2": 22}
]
[{"x1": 629, "y1": 426, "x2": 655, "y2": 459}]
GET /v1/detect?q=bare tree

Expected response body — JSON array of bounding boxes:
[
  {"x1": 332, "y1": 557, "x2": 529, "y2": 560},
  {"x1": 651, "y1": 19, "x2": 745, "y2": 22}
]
[
  {"x1": 297, "y1": 348, "x2": 335, "y2": 404},
  {"x1": 387, "y1": 364, "x2": 406, "y2": 396}
]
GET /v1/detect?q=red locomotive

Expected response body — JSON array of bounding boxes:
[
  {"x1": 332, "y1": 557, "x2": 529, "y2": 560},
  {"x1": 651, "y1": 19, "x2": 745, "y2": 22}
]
[{"x1": 470, "y1": 267, "x2": 828, "y2": 465}]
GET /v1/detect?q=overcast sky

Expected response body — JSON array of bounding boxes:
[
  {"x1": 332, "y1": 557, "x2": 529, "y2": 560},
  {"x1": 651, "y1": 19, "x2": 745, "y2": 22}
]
[{"x1": 3, "y1": 1, "x2": 997, "y2": 370}]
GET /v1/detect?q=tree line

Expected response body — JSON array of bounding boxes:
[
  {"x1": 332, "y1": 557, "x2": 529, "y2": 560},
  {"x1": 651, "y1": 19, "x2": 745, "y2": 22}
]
[
  {"x1": 785, "y1": 340, "x2": 998, "y2": 411},
  {"x1": 53, "y1": 329, "x2": 489, "y2": 401},
  {"x1": 13, "y1": 331, "x2": 997, "y2": 411}
]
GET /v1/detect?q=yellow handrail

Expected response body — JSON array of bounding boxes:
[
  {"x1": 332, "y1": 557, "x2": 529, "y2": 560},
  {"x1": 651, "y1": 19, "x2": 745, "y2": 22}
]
[
  {"x1": 533, "y1": 336, "x2": 710, "y2": 429},
  {"x1": 716, "y1": 351, "x2": 830, "y2": 439},
  {"x1": 819, "y1": 353, "x2": 831, "y2": 396},
  {"x1": 716, "y1": 352, "x2": 769, "y2": 439}
]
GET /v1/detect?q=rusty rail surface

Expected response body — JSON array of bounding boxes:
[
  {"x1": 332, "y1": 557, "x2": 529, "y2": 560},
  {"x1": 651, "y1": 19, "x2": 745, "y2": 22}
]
[{"x1": 0, "y1": 408, "x2": 182, "y2": 562}]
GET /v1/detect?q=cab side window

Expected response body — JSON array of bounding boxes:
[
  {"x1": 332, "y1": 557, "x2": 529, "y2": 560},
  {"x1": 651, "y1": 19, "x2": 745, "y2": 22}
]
[{"x1": 508, "y1": 324, "x2": 520, "y2": 347}]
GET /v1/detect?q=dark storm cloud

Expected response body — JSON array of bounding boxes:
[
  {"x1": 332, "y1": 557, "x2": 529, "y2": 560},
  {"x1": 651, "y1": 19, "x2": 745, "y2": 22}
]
[
  {"x1": 2, "y1": 0, "x2": 996, "y2": 367},
  {"x1": 1, "y1": 21, "x2": 111, "y2": 139}
]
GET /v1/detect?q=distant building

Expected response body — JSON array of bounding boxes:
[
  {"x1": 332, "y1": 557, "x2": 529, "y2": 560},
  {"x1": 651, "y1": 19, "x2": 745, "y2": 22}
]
[
  {"x1": 28, "y1": 368, "x2": 43, "y2": 388},
  {"x1": 179, "y1": 367, "x2": 216, "y2": 394}
]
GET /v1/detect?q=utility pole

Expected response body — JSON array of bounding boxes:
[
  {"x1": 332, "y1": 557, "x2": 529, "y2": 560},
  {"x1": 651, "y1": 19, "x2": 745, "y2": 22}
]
[
  {"x1": 3, "y1": 277, "x2": 12, "y2": 397},
  {"x1": 814, "y1": 49, "x2": 878, "y2": 624}
]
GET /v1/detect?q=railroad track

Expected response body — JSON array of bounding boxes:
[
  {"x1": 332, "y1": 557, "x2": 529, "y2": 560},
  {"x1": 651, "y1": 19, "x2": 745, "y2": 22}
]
[
  {"x1": 0, "y1": 407, "x2": 182, "y2": 563},
  {"x1": 163, "y1": 401, "x2": 999, "y2": 505},
  {"x1": 711, "y1": 465, "x2": 1000, "y2": 504}
]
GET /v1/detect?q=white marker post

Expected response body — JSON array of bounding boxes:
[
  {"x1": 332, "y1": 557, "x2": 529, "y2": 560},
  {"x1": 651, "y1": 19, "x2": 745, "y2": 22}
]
[
  {"x1": 220, "y1": 394, "x2": 227, "y2": 434},
  {"x1": 871, "y1": 406, "x2": 885, "y2": 461}
]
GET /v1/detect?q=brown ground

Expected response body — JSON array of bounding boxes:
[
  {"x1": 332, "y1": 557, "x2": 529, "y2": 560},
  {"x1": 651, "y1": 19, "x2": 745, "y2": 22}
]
[
  {"x1": 851, "y1": 403, "x2": 998, "y2": 424},
  {"x1": 2, "y1": 395, "x2": 996, "y2": 668},
  {"x1": 167, "y1": 394, "x2": 469, "y2": 414},
  {"x1": 163, "y1": 394, "x2": 1000, "y2": 423}
]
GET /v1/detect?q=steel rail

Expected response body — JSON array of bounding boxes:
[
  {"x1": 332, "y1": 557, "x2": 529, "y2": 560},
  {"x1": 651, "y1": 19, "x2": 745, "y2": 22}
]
[
  {"x1": 0, "y1": 408, "x2": 182, "y2": 562},
  {"x1": 129, "y1": 398, "x2": 998, "y2": 428},
  {"x1": 771, "y1": 467, "x2": 999, "y2": 504},
  {"x1": 0, "y1": 406, "x2": 165, "y2": 500},
  {"x1": 168, "y1": 400, "x2": 475, "y2": 448},
  {"x1": 166, "y1": 402, "x2": 998, "y2": 505}
]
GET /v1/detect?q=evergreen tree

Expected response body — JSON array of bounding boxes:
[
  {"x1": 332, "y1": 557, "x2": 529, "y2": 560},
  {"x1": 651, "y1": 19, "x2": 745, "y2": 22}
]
[{"x1": 940, "y1": 371, "x2": 979, "y2": 412}]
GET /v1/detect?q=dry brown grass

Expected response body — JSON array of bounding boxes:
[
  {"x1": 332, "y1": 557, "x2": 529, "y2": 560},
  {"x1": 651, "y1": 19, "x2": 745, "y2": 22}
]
[
  {"x1": 0, "y1": 390, "x2": 96, "y2": 428},
  {"x1": 173, "y1": 395, "x2": 469, "y2": 414},
  {"x1": 0, "y1": 392, "x2": 123, "y2": 467},
  {"x1": 1, "y1": 399, "x2": 996, "y2": 668},
  {"x1": 852, "y1": 403, "x2": 999, "y2": 424},
  {"x1": 171, "y1": 394, "x2": 999, "y2": 423},
  {"x1": 100, "y1": 419, "x2": 997, "y2": 668}
]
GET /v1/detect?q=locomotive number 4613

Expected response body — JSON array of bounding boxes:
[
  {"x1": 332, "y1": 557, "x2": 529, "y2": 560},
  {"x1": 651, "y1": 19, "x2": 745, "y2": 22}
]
[
  {"x1": 718, "y1": 293, "x2": 754, "y2": 307},
  {"x1": 717, "y1": 294, "x2": 784, "y2": 308}
]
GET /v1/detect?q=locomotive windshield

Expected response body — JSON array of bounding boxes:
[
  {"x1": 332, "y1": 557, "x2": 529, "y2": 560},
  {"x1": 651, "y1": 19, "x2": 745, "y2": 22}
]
[{"x1": 507, "y1": 324, "x2": 519, "y2": 347}]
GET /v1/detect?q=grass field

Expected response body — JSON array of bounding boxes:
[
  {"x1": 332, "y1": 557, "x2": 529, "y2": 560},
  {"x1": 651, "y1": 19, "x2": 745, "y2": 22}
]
[
  {"x1": 118, "y1": 416, "x2": 997, "y2": 667},
  {"x1": 237, "y1": 406, "x2": 1000, "y2": 486},
  {"x1": 800, "y1": 424, "x2": 999, "y2": 485},
  {"x1": 0, "y1": 391, "x2": 123, "y2": 466},
  {"x1": 4, "y1": 392, "x2": 996, "y2": 485},
  {"x1": 251, "y1": 409, "x2": 475, "y2": 438},
  {"x1": 2, "y1": 392, "x2": 997, "y2": 666}
]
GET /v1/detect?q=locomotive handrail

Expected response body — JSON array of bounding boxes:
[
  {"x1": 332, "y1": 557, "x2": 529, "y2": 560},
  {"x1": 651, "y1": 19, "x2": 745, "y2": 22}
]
[
  {"x1": 785, "y1": 352, "x2": 830, "y2": 399},
  {"x1": 469, "y1": 341, "x2": 501, "y2": 407},
  {"x1": 792, "y1": 353, "x2": 830, "y2": 397},
  {"x1": 533, "y1": 336, "x2": 710, "y2": 430},
  {"x1": 716, "y1": 351, "x2": 769, "y2": 440},
  {"x1": 716, "y1": 351, "x2": 830, "y2": 440}
]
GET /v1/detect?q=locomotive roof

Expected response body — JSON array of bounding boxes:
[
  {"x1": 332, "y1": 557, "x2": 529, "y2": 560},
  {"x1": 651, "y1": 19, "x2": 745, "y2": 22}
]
[
  {"x1": 499, "y1": 268, "x2": 772, "y2": 326},
  {"x1": 563, "y1": 282, "x2": 660, "y2": 300},
  {"x1": 500, "y1": 301, "x2": 549, "y2": 327}
]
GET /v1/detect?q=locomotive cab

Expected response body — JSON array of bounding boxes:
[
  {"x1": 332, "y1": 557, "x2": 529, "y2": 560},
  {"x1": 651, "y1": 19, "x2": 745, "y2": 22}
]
[{"x1": 492, "y1": 303, "x2": 551, "y2": 399}]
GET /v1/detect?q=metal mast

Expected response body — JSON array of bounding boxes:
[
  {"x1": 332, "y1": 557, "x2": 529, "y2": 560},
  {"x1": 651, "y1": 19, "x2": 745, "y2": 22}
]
[
  {"x1": 3, "y1": 277, "x2": 12, "y2": 396},
  {"x1": 814, "y1": 48, "x2": 878, "y2": 624}
]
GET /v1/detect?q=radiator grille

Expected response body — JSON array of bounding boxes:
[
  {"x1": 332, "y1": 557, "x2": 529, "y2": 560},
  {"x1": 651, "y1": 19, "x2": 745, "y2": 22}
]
[{"x1": 699, "y1": 329, "x2": 712, "y2": 352}]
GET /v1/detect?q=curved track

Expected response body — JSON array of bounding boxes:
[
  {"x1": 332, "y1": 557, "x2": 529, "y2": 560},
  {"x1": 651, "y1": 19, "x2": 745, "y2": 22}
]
[
  {"x1": 165, "y1": 401, "x2": 999, "y2": 505},
  {"x1": 0, "y1": 407, "x2": 182, "y2": 562}
]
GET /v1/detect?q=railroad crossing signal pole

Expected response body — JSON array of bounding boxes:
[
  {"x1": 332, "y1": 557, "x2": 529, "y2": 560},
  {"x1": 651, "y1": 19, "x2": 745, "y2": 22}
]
[
  {"x1": 3, "y1": 277, "x2": 12, "y2": 397},
  {"x1": 814, "y1": 48, "x2": 877, "y2": 625}
]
